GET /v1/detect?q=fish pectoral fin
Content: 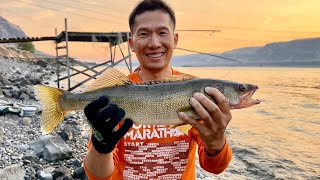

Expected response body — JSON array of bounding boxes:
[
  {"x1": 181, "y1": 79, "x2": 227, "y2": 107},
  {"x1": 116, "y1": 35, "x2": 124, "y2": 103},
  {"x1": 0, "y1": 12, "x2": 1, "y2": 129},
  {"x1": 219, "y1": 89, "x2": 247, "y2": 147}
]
[
  {"x1": 161, "y1": 73, "x2": 197, "y2": 83},
  {"x1": 173, "y1": 124, "x2": 193, "y2": 134},
  {"x1": 85, "y1": 68, "x2": 132, "y2": 92}
]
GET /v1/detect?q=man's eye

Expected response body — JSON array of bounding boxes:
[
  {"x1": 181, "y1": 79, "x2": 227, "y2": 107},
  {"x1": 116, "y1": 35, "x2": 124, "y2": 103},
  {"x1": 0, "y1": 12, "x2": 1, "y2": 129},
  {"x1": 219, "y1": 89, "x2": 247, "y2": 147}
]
[
  {"x1": 139, "y1": 33, "x2": 148, "y2": 37},
  {"x1": 159, "y1": 32, "x2": 168, "y2": 36}
]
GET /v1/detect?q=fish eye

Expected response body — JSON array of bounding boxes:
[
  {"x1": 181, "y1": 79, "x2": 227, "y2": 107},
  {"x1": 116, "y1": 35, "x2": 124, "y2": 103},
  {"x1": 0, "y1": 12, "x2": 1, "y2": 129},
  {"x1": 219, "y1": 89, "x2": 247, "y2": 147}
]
[{"x1": 238, "y1": 84, "x2": 247, "y2": 92}]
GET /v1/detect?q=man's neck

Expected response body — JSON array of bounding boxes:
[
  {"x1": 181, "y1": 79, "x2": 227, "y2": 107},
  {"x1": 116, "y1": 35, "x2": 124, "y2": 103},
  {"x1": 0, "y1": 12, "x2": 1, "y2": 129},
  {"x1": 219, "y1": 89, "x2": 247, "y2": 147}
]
[{"x1": 138, "y1": 67, "x2": 172, "y2": 81}]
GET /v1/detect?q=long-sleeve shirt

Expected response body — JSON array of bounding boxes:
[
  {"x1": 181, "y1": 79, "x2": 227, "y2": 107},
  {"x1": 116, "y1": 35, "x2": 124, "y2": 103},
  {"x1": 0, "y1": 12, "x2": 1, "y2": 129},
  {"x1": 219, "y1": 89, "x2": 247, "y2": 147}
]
[{"x1": 84, "y1": 69, "x2": 232, "y2": 180}]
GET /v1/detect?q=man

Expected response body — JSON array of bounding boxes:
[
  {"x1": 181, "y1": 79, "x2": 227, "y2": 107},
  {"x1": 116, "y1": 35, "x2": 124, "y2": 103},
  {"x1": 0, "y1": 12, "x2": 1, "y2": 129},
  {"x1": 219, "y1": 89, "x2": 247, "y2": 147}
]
[{"x1": 83, "y1": 0, "x2": 232, "y2": 179}]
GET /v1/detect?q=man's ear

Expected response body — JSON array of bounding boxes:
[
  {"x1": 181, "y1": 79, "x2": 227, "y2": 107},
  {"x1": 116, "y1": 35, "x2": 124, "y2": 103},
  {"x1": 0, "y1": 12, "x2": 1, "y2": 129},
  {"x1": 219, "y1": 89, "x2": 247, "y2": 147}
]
[
  {"x1": 174, "y1": 33, "x2": 178, "y2": 48},
  {"x1": 128, "y1": 36, "x2": 135, "y2": 52}
]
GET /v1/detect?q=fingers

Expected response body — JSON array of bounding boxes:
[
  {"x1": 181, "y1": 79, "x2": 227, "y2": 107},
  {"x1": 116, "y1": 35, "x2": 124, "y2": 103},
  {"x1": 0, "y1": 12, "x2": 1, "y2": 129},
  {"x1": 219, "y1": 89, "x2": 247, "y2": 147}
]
[
  {"x1": 204, "y1": 87, "x2": 230, "y2": 114},
  {"x1": 106, "y1": 108, "x2": 125, "y2": 130},
  {"x1": 99, "y1": 107, "x2": 125, "y2": 134},
  {"x1": 92, "y1": 104, "x2": 122, "y2": 129},
  {"x1": 114, "y1": 118, "x2": 133, "y2": 140},
  {"x1": 84, "y1": 96, "x2": 109, "y2": 119},
  {"x1": 191, "y1": 93, "x2": 218, "y2": 127},
  {"x1": 178, "y1": 112, "x2": 203, "y2": 131}
]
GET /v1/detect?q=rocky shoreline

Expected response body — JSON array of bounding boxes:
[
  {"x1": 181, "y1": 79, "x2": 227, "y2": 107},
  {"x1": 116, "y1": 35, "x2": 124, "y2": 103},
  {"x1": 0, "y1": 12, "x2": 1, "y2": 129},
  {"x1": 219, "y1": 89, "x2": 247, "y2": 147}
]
[{"x1": 0, "y1": 57, "x2": 90, "y2": 179}]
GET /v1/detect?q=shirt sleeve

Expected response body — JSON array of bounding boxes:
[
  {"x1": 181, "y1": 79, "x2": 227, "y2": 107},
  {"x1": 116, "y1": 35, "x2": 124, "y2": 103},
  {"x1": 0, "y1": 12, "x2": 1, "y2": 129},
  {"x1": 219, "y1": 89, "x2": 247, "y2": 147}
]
[{"x1": 191, "y1": 128, "x2": 232, "y2": 174}]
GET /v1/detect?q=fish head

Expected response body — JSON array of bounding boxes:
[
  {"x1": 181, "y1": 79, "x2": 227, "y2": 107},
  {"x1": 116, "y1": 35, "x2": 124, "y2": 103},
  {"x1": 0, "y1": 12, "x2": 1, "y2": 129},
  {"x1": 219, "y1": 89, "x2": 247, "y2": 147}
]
[{"x1": 222, "y1": 82, "x2": 261, "y2": 109}]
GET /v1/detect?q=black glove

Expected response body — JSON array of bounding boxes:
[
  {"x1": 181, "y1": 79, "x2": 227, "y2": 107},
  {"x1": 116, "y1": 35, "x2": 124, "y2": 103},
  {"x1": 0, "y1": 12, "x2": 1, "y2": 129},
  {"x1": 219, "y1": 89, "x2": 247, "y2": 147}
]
[{"x1": 84, "y1": 96, "x2": 133, "y2": 154}]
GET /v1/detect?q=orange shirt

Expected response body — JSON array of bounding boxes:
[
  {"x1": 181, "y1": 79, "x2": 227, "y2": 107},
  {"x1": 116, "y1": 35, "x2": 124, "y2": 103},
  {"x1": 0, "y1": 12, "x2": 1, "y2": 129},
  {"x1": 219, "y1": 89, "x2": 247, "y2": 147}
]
[{"x1": 84, "y1": 69, "x2": 232, "y2": 180}]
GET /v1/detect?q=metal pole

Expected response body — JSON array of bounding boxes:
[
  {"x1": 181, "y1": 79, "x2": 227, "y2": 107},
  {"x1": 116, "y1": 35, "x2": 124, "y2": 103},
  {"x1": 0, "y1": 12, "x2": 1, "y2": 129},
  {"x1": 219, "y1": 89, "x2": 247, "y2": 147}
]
[
  {"x1": 127, "y1": 32, "x2": 132, "y2": 73},
  {"x1": 55, "y1": 28, "x2": 60, "y2": 88},
  {"x1": 109, "y1": 43, "x2": 114, "y2": 67},
  {"x1": 65, "y1": 18, "x2": 71, "y2": 90}
]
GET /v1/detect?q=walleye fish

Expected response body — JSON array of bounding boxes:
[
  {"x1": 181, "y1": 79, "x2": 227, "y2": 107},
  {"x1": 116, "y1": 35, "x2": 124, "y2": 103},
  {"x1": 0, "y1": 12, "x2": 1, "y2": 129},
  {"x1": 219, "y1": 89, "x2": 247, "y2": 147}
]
[{"x1": 33, "y1": 68, "x2": 260, "y2": 136}]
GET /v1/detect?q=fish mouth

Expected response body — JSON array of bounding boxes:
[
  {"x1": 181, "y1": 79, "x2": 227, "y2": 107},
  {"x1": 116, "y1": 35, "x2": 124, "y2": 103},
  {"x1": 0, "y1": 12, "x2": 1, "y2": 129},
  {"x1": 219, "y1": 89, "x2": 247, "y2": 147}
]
[{"x1": 233, "y1": 85, "x2": 261, "y2": 109}]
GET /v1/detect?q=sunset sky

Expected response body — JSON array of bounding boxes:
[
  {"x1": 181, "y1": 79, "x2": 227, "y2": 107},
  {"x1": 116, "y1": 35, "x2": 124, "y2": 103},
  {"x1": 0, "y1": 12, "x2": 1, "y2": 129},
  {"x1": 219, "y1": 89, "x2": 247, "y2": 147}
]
[{"x1": 1, "y1": 0, "x2": 319, "y2": 61}]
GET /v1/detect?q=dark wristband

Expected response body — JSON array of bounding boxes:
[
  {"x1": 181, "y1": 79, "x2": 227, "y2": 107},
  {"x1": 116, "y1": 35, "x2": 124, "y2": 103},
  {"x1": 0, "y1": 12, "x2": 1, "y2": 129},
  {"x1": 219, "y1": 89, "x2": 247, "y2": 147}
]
[{"x1": 91, "y1": 135, "x2": 116, "y2": 154}]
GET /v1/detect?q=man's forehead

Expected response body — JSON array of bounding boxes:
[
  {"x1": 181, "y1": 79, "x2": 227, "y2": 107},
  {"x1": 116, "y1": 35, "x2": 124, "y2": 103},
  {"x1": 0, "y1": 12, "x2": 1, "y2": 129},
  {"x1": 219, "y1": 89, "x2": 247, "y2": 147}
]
[{"x1": 132, "y1": 11, "x2": 174, "y2": 33}]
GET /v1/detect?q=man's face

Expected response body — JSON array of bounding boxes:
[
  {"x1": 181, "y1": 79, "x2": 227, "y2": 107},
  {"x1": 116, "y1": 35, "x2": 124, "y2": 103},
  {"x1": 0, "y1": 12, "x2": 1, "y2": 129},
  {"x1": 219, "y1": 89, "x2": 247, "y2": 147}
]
[{"x1": 129, "y1": 10, "x2": 178, "y2": 70}]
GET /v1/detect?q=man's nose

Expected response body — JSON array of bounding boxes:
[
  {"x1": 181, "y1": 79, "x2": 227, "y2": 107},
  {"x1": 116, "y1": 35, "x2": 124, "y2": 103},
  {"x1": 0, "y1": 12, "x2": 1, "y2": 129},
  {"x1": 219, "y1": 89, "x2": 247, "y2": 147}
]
[{"x1": 148, "y1": 34, "x2": 161, "y2": 48}]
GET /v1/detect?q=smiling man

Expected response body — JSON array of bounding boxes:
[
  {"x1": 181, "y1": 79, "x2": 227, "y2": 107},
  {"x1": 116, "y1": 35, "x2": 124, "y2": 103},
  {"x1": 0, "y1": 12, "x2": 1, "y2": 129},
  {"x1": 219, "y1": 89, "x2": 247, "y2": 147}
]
[
  {"x1": 129, "y1": 8, "x2": 178, "y2": 81},
  {"x1": 83, "y1": 0, "x2": 232, "y2": 179}
]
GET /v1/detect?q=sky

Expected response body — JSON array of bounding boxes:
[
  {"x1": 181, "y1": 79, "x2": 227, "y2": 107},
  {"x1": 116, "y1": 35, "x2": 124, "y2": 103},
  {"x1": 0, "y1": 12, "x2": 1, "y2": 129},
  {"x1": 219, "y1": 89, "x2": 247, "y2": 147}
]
[{"x1": 0, "y1": 0, "x2": 319, "y2": 61}]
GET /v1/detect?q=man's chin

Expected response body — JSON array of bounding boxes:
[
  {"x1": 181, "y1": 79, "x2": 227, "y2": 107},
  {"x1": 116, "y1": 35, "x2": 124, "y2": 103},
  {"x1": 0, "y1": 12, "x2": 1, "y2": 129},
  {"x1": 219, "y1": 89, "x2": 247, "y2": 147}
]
[{"x1": 142, "y1": 62, "x2": 169, "y2": 70}]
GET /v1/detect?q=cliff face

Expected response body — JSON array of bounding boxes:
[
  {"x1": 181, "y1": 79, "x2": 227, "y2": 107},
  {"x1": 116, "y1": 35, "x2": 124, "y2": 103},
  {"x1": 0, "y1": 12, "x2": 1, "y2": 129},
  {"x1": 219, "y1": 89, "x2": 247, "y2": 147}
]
[
  {"x1": 0, "y1": 16, "x2": 26, "y2": 38},
  {"x1": 0, "y1": 16, "x2": 37, "y2": 60}
]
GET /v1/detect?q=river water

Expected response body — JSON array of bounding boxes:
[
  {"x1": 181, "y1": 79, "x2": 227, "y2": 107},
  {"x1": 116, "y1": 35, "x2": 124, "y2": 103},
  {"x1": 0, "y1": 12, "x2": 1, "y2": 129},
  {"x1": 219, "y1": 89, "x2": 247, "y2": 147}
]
[{"x1": 57, "y1": 66, "x2": 320, "y2": 179}]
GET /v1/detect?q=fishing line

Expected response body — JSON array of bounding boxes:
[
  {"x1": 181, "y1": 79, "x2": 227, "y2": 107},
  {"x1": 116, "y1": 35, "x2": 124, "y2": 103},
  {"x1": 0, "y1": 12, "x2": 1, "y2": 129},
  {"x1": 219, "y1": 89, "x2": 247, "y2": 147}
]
[{"x1": 175, "y1": 47, "x2": 243, "y2": 79}]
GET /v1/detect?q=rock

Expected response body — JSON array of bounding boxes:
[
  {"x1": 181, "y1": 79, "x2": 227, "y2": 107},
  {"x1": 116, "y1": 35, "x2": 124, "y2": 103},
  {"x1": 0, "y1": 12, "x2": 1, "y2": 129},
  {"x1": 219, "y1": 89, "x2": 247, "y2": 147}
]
[
  {"x1": 22, "y1": 117, "x2": 32, "y2": 126},
  {"x1": 42, "y1": 136, "x2": 73, "y2": 162},
  {"x1": 72, "y1": 159, "x2": 82, "y2": 168},
  {"x1": 35, "y1": 60, "x2": 48, "y2": 68},
  {"x1": 0, "y1": 73, "x2": 11, "y2": 85},
  {"x1": 32, "y1": 164, "x2": 44, "y2": 172},
  {"x1": 11, "y1": 86, "x2": 20, "y2": 99},
  {"x1": 29, "y1": 135, "x2": 54, "y2": 156},
  {"x1": 19, "y1": 144, "x2": 29, "y2": 151},
  {"x1": 52, "y1": 166, "x2": 72, "y2": 180},
  {"x1": 0, "y1": 164, "x2": 25, "y2": 179},
  {"x1": 24, "y1": 175, "x2": 31, "y2": 180},
  {"x1": 36, "y1": 170, "x2": 53, "y2": 180},
  {"x1": 73, "y1": 166, "x2": 88, "y2": 180},
  {"x1": 27, "y1": 129, "x2": 37, "y2": 135},
  {"x1": 2, "y1": 89, "x2": 12, "y2": 98},
  {"x1": 18, "y1": 78, "x2": 31, "y2": 86},
  {"x1": 59, "y1": 127, "x2": 73, "y2": 141},
  {"x1": 19, "y1": 92, "x2": 30, "y2": 100},
  {"x1": 0, "y1": 127, "x2": 4, "y2": 142},
  {"x1": 23, "y1": 153, "x2": 39, "y2": 163}
]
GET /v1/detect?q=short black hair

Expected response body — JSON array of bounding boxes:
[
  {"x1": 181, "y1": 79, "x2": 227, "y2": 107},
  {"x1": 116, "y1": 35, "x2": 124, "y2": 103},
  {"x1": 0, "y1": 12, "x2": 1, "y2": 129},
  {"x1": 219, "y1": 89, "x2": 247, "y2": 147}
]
[{"x1": 129, "y1": 0, "x2": 176, "y2": 33}]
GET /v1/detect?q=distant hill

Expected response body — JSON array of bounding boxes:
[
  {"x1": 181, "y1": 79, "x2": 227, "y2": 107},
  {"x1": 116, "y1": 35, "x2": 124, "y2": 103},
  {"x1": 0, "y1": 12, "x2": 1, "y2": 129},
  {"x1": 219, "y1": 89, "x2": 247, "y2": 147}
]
[
  {"x1": 172, "y1": 38, "x2": 320, "y2": 67},
  {"x1": 0, "y1": 16, "x2": 27, "y2": 48},
  {"x1": 0, "y1": 16, "x2": 55, "y2": 59}
]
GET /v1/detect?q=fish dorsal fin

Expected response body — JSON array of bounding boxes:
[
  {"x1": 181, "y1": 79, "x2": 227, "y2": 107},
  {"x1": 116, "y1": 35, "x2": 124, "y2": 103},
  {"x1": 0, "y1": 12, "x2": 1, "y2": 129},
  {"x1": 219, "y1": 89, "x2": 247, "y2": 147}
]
[
  {"x1": 162, "y1": 73, "x2": 196, "y2": 82},
  {"x1": 85, "y1": 68, "x2": 132, "y2": 92},
  {"x1": 138, "y1": 73, "x2": 196, "y2": 85}
]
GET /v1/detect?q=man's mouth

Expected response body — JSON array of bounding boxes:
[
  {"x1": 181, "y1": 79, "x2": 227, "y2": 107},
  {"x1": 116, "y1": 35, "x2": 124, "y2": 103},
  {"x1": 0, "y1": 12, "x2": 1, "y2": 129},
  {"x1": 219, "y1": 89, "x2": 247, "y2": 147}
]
[{"x1": 146, "y1": 52, "x2": 165, "y2": 58}]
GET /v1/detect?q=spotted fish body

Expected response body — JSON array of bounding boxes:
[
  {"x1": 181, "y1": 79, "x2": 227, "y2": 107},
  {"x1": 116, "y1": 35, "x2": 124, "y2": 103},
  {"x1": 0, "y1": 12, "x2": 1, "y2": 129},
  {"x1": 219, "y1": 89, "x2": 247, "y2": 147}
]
[{"x1": 34, "y1": 68, "x2": 260, "y2": 135}]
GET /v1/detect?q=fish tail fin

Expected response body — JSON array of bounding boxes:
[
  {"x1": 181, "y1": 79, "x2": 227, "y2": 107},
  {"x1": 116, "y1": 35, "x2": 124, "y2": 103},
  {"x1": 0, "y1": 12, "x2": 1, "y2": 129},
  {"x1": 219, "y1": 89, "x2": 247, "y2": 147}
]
[{"x1": 33, "y1": 85, "x2": 68, "y2": 134}]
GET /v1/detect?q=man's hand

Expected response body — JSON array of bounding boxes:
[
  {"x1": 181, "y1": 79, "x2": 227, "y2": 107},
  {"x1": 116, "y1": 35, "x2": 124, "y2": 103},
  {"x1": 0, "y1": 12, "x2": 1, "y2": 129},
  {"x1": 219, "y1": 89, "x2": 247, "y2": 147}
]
[
  {"x1": 84, "y1": 96, "x2": 133, "y2": 154},
  {"x1": 178, "y1": 87, "x2": 232, "y2": 156}
]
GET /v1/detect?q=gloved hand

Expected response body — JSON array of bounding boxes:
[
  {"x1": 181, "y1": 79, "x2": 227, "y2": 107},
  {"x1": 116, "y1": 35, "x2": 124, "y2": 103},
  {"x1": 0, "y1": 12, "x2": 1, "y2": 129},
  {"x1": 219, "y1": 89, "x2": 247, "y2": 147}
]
[{"x1": 84, "y1": 96, "x2": 133, "y2": 154}]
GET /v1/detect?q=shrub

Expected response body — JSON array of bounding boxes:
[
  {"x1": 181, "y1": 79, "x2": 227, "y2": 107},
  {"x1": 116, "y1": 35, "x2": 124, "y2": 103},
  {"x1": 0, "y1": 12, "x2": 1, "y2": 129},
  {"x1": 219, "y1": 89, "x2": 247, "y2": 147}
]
[{"x1": 17, "y1": 42, "x2": 35, "y2": 53}]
